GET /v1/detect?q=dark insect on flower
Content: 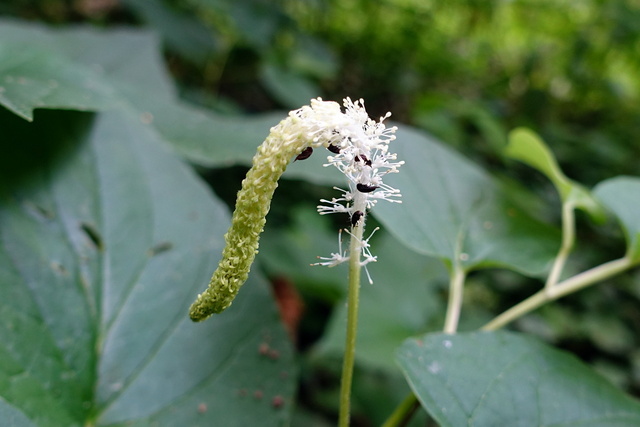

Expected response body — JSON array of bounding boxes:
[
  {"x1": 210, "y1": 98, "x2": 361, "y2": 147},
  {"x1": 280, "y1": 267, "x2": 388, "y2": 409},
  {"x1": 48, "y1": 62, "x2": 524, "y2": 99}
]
[
  {"x1": 354, "y1": 154, "x2": 372, "y2": 166},
  {"x1": 351, "y1": 210, "x2": 364, "y2": 226},
  {"x1": 327, "y1": 144, "x2": 341, "y2": 154},
  {"x1": 356, "y1": 183, "x2": 378, "y2": 193},
  {"x1": 295, "y1": 147, "x2": 313, "y2": 161}
]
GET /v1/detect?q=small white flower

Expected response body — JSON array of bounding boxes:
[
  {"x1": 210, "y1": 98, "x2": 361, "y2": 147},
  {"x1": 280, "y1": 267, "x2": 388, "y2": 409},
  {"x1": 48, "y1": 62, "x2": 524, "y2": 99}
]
[
  {"x1": 314, "y1": 229, "x2": 349, "y2": 267},
  {"x1": 309, "y1": 97, "x2": 404, "y2": 282},
  {"x1": 344, "y1": 227, "x2": 380, "y2": 284}
]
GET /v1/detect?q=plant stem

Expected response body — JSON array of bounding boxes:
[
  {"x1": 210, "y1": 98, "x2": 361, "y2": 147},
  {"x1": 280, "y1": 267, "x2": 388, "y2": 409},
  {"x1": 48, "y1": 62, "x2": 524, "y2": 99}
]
[
  {"x1": 381, "y1": 393, "x2": 420, "y2": 427},
  {"x1": 482, "y1": 256, "x2": 633, "y2": 331},
  {"x1": 338, "y1": 220, "x2": 364, "y2": 427},
  {"x1": 443, "y1": 265, "x2": 467, "y2": 333},
  {"x1": 545, "y1": 201, "x2": 575, "y2": 289},
  {"x1": 383, "y1": 264, "x2": 467, "y2": 426}
]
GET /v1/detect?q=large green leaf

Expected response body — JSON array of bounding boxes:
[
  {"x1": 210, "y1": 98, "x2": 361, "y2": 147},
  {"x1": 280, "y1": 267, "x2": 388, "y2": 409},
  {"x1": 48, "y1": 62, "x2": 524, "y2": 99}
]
[
  {"x1": 0, "y1": 19, "x2": 176, "y2": 120},
  {"x1": 374, "y1": 126, "x2": 559, "y2": 276},
  {"x1": 397, "y1": 331, "x2": 640, "y2": 427},
  {"x1": 0, "y1": 26, "x2": 120, "y2": 120},
  {"x1": 0, "y1": 109, "x2": 296, "y2": 426},
  {"x1": 506, "y1": 128, "x2": 606, "y2": 222},
  {"x1": 594, "y1": 176, "x2": 640, "y2": 262},
  {"x1": 0, "y1": 19, "x2": 340, "y2": 185}
]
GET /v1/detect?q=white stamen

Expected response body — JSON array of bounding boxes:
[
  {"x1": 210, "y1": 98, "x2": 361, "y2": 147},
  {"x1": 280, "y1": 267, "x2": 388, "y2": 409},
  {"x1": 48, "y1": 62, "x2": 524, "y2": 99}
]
[{"x1": 304, "y1": 98, "x2": 402, "y2": 284}]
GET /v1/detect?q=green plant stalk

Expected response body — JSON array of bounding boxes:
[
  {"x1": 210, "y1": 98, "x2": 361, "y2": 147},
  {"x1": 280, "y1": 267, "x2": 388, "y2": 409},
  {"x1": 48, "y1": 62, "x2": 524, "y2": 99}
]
[
  {"x1": 545, "y1": 201, "x2": 575, "y2": 289},
  {"x1": 381, "y1": 392, "x2": 420, "y2": 427},
  {"x1": 338, "y1": 218, "x2": 364, "y2": 427},
  {"x1": 482, "y1": 256, "x2": 634, "y2": 331},
  {"x1": 443, "y1": 265, "x2": 467, "y2": 333},
  {"x1": 384, "y1": 264, "x2": 467, "y2": 426}
]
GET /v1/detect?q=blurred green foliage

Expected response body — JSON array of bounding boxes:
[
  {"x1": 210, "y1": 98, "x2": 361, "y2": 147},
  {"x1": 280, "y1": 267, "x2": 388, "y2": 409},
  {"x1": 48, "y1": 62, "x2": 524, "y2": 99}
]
[{"x1": 2, "y1": 0, "x2": 640, "y2": 424}]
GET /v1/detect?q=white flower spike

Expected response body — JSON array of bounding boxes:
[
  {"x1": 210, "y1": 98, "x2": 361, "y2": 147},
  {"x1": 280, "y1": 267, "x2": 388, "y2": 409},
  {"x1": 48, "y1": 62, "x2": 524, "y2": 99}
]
[
  {"x1": 190, "y1": 97, "x2": 401, "y2": 321},
  {"x1": 312, "y1": 98, "x2": 403, "y2": 282}
]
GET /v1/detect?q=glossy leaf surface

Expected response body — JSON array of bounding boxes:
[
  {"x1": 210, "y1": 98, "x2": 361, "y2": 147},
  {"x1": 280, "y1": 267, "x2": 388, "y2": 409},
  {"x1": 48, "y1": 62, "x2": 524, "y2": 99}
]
[
  {"x1": 374, "y1": 126, "x2": 559, "y2": 276},
  {"x1": 397, "y1": 331, "x2": 640, "y2": 427},
  {"x1": 0, "y1": 19, "x2": 340, "y2": 185},
  {"x1": 0, "y1": 109, "x2": 295, "y2": 426}
]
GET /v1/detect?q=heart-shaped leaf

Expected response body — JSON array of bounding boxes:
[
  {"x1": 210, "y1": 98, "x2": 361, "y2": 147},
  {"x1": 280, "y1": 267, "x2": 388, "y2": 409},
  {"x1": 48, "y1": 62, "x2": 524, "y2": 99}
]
[
  {"x1": 594, "y1": 176, "x2": 640, "y2": 262},
  {"x1": 0, "y1": 109, "x2": 296, "y2": 426},
  {"x1": 506, "y1": 128, "x2": 606, "y2": 222},
  {"x1": 397, "y1": 331, "x2": 640, "y2": 427},
  {"x1": 374, "y1": 126, "x2": 559, "y2": 276}
]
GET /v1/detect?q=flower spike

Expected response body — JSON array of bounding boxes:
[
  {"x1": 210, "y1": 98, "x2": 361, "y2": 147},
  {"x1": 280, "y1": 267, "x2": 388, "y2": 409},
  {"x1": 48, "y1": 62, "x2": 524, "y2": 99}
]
[
  {"x1": 189, "y1": 97, "x2": 402, "y2": 321},
  {"x1": 190, "y1": 99, "x2": 346, "y2": 321},
  {"x1": 314, "y1": 98, "x2": 403, "y2": 283}
]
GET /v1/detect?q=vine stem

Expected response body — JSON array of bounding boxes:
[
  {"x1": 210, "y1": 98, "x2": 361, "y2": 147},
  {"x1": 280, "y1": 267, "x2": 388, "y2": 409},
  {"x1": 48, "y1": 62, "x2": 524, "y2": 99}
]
[
  {"x1": 545, "y1": 201, "x2": 575, "y2": 289},
  {"x1": 338, "y1": 206, "x2": 366, "y2": 426},
  {"x1": 482, "y1": 256, "x2": 633, "y2": 331},
  {"x1": 443, "y1": 265, "x2": 467, "y2": 334},
  {"x1": 382, "y1": 264, "x2": 466, "y2": 427},
  {"x1": 381, "y1": 392, "x2": 420, "y2": 427}
]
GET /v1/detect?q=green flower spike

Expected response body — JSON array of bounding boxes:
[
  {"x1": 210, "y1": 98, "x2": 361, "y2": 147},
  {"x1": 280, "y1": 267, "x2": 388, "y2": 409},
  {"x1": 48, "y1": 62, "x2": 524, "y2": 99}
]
[{"x1": 190, "y1": 98, "x2": 346, "y2": 321}]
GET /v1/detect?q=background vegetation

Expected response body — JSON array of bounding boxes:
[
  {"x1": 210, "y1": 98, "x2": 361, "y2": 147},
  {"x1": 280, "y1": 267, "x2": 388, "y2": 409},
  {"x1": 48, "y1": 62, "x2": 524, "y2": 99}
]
[{"x1": 2, "y1": 1, "x2": 640, "y2": 426}]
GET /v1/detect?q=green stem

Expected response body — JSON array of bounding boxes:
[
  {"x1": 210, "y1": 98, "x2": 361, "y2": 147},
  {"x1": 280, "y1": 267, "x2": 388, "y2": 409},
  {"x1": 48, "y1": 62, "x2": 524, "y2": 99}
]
[
  {"x1": 338, "y1": 221, "x2": 365, "y2": 427},
  {"x1": 545, "y1": 201, "x2": 575, "y2": 289},
  {"x1": 383, "y1": 264, "x2": 467, "y2": 426},
  {"x1": 482, "y1": 256, "x2": 633, "y2": 331},
  {"x1": 381, "y1": 393, "x2": 420, "y2": 427},
  {"x1": 443, "y1": 265, "x2": 467, "y2": 333}
]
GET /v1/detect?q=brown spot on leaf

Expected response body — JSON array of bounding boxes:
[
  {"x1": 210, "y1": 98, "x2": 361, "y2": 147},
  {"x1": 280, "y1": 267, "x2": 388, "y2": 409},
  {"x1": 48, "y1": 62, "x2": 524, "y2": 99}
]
[
  {"x1": 271, "y1": 276, "x2": 304, "y2": 343},
  {"x1": 271, "y1": 395, "x2": 285, "y2": 409},
  {"x1": 259, "y1": 342, "x2": 270, "y2": 356},
  {"x1": 268, "y1": 349, "x2": 280, "y2": 360}
]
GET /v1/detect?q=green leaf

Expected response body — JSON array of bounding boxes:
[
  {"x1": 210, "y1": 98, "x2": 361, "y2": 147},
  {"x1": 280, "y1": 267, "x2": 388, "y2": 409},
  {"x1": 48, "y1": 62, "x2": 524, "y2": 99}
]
[
  {"x1": 0, "y1": 109, "x2": 296, "y2": 426},
  {"x1": 313, "y1": 231, "x2": 447, "y2": 371},
  {"x1": 593, "y1": 176, "x2": 640, "y2": 262},
  {"x1": 0, "y1": 399, "x2": 36, "y2": 427},
  {"x1": 260, "y1": 61, "x2": 321, "y2": 109},
  {"x1": 0, "y1": 19, "x2": 177, "y2": 121},
  {"x1": 0, "y1": 31, "x2": 119, "y2": 121},
  {"x1": 506, "y1": 127, "x2": 606, "y2": 222},
  {"x1": 0, "y1": 19, "x2": 339, "y2": 185},
  {"x1": 374, "y1": 126, "x2": 559, "y2": 276},
  {"x1": 397, "y1": 331, "x2": 640, "y2": 427}
]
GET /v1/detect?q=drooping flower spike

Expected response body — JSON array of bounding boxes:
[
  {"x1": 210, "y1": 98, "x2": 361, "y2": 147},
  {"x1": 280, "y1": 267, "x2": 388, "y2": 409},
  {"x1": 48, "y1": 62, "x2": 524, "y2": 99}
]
[{"x1": 189, "y1": 98, "x2": 402, "y2": 321}]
